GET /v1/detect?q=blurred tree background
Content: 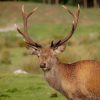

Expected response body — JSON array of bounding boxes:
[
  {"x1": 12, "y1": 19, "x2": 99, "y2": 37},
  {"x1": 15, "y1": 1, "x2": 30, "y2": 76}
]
[{"x1": 0, "y1": 0, "x2": 100, "y2": 8}]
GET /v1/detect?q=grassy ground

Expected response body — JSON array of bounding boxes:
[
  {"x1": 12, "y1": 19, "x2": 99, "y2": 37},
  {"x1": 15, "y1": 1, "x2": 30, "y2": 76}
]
[
  {"x1": 0, "y1": 2, "x2": 100, "y2": 100},
  {"x1": 0, "y1": 74, "x2": 65, "y2": 100}
]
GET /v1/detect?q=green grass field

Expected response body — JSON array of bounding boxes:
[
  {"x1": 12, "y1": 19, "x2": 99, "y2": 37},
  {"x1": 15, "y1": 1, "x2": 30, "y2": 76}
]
[
  {"x1": 0, "y1": 74, "x2": 65, "y2": 100},
  {"x1": 0, "y1": 2, "x2": 100, "y2": 100}
]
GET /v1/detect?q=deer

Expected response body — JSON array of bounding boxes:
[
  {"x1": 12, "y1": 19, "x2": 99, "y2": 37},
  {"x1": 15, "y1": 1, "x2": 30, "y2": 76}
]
[{"x1": 15, "y1": 5, "x2": 100, "y2": 100}]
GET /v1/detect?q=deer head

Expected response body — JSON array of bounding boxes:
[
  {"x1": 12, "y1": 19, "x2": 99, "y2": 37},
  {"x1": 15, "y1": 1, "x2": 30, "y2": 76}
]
[{"x1": 16, "y1": 5, "x2": 80, "y2": 71}]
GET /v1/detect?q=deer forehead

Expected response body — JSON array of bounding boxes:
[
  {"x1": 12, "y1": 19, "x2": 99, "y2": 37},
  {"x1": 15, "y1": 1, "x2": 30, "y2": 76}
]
[{"x1": 40, "y1": 48, "x2": 53, "y2": 56}]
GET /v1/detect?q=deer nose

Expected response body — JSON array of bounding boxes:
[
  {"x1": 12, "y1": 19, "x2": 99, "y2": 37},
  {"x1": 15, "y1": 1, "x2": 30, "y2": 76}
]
[{"x1": 40, "y1": 63, "x2": 46, "y2": 68}]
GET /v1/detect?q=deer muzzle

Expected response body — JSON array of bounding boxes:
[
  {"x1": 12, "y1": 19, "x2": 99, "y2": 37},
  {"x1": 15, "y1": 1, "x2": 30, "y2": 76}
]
[{"x1": 40, "y1": 63, "x2": 46, "y2": 68}]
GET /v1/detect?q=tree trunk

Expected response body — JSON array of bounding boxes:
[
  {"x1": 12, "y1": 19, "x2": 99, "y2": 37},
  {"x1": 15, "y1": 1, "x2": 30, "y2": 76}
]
[
  {"x1": 55, "y1": 0, "x2": 59, "y2": 4},
  {"x1": 48, "y1": 0, "x2": 51, "y2": 4},
  {"x1": 43, "y1": 0, "x2": 45, "y2": 3},
  {"x1": 93, "y1": 0, "x2": 98, "y2": 8},
  {"x1": 83, "y1": 0, "x2": 88, "y2": 8}
]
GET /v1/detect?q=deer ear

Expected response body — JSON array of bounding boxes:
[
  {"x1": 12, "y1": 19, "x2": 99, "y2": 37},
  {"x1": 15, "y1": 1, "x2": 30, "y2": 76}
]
[{"x1": 53, "y1": 44, "x2": 66, "y2": 54}]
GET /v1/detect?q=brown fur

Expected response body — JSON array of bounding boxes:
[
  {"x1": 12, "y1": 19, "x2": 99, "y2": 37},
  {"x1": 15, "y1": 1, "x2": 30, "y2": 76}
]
[
  {"x1": 74, "y1": 60, "x2": 100, "y2": 97},
  {"x1": 53, "y1": 60, "x2": 100, "y2": 100},
  {"x1": 38, "y1": 49, "x2": 100, "y2": 100}
]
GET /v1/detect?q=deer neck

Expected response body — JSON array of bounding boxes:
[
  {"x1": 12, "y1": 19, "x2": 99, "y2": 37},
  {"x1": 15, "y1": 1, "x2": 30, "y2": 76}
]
[{"x1": 44, "y1": 58, "x2": 64, "y2": 92}]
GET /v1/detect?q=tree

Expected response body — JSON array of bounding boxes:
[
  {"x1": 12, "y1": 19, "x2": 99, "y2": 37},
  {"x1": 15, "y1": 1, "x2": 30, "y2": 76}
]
[
  {"x1": 93, "y1": 0, "x2": 98, "y2": 8},
  {"x1": 43, "y1": 0, "x2": 45, "y2": 3},
  {"x1": 55, "y1": 0, "x2": 59, "y2": 4},
  {"x1": 83, "y1": 0, "x2": 87, "y2": 8}
]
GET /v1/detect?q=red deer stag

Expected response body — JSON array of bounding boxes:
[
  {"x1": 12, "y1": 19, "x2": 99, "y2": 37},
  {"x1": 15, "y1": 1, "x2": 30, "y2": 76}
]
[{"x1": 16, "y1": 5, "x2": 100, "y2": 100}]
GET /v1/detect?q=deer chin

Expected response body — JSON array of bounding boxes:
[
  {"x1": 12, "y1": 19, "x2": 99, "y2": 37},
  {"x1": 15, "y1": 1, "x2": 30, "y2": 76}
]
[{"x1": 41, "y1": 67, "x2": 51, "y2": 72}]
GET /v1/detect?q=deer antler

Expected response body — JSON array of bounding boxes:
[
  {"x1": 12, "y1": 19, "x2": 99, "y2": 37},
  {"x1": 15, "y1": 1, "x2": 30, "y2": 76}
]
[
  {"x1": 50, "y1": 4, "x2": 80, "y2": 49},
  {"x1": 16, "y1": 5, "x2": 42, "y2": 49}
]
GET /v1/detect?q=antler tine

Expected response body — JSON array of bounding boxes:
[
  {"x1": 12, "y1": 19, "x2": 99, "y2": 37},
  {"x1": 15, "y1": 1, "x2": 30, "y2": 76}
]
[
  {"x1": 61, "y1": 4, "x2": 80, "y2": 43},
  {"x1": 62, "y1": 5, "x2": 75, "y2": 18},
  {"x1": 16, "y1": 5, "x2": 42, "y2": 48},
  {"x1": 51, "y1": 4, "x2": 80, "y2": 48}
]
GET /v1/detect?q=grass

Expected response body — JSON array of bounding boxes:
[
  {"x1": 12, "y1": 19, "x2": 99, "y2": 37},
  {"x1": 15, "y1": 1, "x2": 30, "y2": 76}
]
[
  {"x1": 0, "y1": 2, "x2": 100, "y2": 100},
  {"x1": 0, "y1": 74, "x2": 65, "y2": 100}
]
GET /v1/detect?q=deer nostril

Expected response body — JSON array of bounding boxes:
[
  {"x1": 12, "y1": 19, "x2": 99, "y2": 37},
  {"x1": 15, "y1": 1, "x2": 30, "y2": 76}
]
[{"x1": 40, "y1": 63, "x2": 46, "y2": 68}]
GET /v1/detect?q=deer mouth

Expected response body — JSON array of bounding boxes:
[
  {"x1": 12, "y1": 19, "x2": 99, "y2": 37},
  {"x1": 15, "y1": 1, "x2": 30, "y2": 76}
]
[
  {"x1": 42, "y1": 67, "x2": 48, "y2": 71},
  {"x1": 40, "y1": 65, "x2": 50, "y2": 71}
]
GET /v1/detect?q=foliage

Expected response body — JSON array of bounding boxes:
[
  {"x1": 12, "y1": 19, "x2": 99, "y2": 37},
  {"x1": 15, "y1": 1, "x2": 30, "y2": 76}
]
[
  {"x1": 0, "y1": 48, "x2": 11, "y2": 64},
  {"x1": 21, "y1": 56, "x2": 40, "y2": 73},
  {"x1": 67, "y1": 0, "x2": 82, "y2": 5},
  {"x1": 18, "y1": 0, "x2": 43, "y2": 2}
]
